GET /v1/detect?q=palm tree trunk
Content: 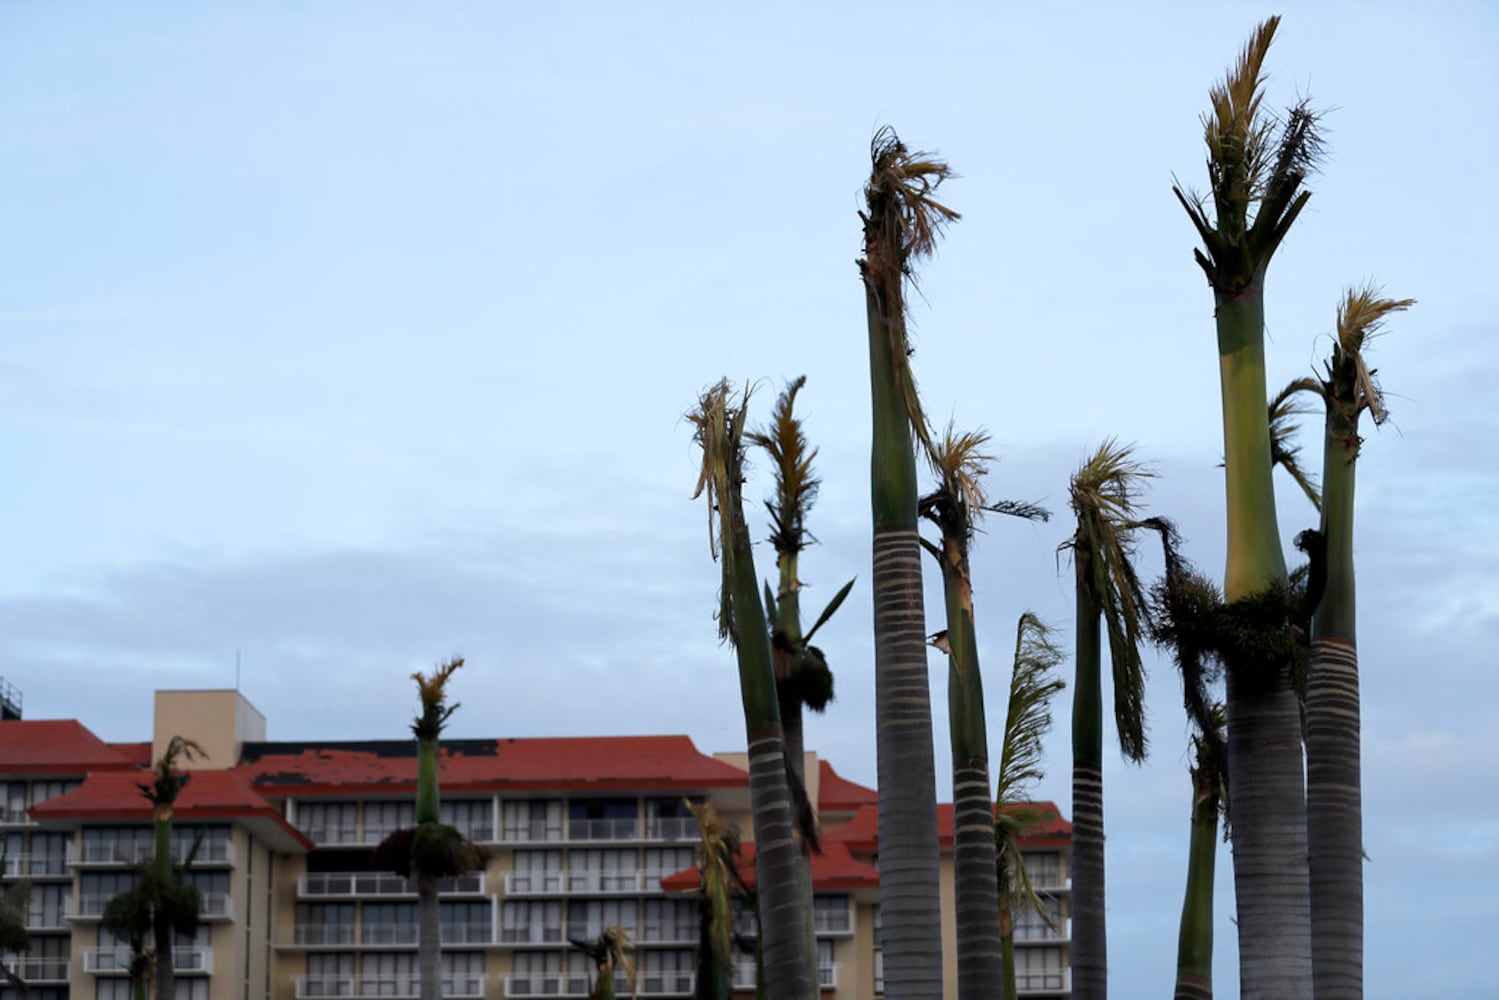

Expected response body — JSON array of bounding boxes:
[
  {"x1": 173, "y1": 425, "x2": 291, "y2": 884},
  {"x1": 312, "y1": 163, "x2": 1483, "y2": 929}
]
[
  {"x1": 418, "y1": 872, "x2": 439, "y2": 1000},
  {"x1": 1071, "y1": 553, "x2": 1106, "y2": 1000},
  {"x1": 152, "y1": 810, "x2": 175, "y2": 1000},
  {"x1": 865, "y1": 274, "x2": 943, "y2": 1000},
  {"x1": 773, "y1": 555, "x2": 819, "y2": 992},
  {"x1": 1174, "y1": 770, "x2": 1219, "y2": 1000},
  {"x1": 1307, "y1": 408, "x2": 1363, "y2": 999},
  {"x1": 936, "y1": 540, "x2": 1004, "y2": 998},
  {"x1": 1215, "y1": 288, "x2": 1312, "y2": 1000},
  {"x1": 998, "y1": 888, "x2": 1017, "y2": 1000}
]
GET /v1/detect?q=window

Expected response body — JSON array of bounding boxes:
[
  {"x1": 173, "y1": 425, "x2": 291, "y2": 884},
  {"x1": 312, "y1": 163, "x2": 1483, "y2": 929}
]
[
  {"x1": 567, "y1": 850, "x2": 637, "y2": 893},
  {"x1": 440, "y1": 902, "x2": 491, "y2": 945},
  {"x1": 298, "y1": 803, "x2": 359, "y2": 845},
  {"x1": 511, "y1": 850, "x2": 562, "y2": 893},
  {"x1": 1013, "y1": 894, "x2": 1065, "y2": 941},
  {"x1": 813, "y1": 894, "x2": 850, "y2": 934},
  {"x1": 97, "y1": 982, "x2": 134, "y2": 1000},
  {"x1": 305, "y1": 953, "x2": 354, "y2": 998},
  {"x1": 296, "y1": 903, "x2": 355, "y2": 946},
  {"x1": 643, "y1": 798, "x2": 695, "y2": 840},
  {"x1": 1014, "y1": 946, "x2": 1066, "y2": 992},
  {"x1": 362, "y1": 952, "x2": 417, "y2": 996},
  {"x1": 1020, "y1": 850, "x2": 1063, "y2": 889},
  {"x1": 29, "y1": 781, "x2": 78, "y2": 805},
  {"x1": 567, "y1": 899, "x2": 636, "y2": 940},
  {"x1": 500, "y1": 800, "x2": 562, "y2": 843},
  {"x1": 501, "y1": 901, "x2": 562, "y2": 944},
  {"x1": 642, "y1": 848, "x2": 693, "y2": 880},
  {"x1": 362, "y1": 904, "x2": 418, "y2": 946},
  {"x1": 568, "y1": 799, "x2": 637, "y2": 840},
  {"x1": 81, "y1": 826, "x2": 152, "y2": 864},
  {"x1": 440, "y1": 800, "x2": 493, "y2": 841},
  {"x1": 641, "y1": 899, "x2": 695, "y2": 943},
  {"x1": 1, "y1": 784, "x2": 24, "y2": 823},
  {"x1": 363, "y1": 802, "x2": 414, "y2": 844}
]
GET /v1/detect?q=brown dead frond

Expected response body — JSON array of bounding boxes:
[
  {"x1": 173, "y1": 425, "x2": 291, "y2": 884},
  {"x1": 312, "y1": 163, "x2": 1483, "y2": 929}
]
[
  {"x1": 688, "y1": 379, "x2": 753, "y2": 643},
  {"x1": 746, "y1": 375, "x2": 820, "y2": 555},
  {"x1": 1333, "y1": 285, "x2": 1414, "y2": 427},
  {"x1": 412, "y1": 657, "x2": 464, "y2": 740}
]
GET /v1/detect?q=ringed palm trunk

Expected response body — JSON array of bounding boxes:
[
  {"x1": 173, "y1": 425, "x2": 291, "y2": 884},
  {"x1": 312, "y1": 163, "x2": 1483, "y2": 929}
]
[
  {"x1": 934, "y1": 535, "x2": 1004, "y2": 997},
  {"x1": 416, "y1": 733, "x2": 442, "y2": 1000},
  {"x1": 1174, "y1": 758, "x2": 1221, "y2": 1000},
  {"x1": 1215, "y1": 288, "x2": 1311, "y2": 999},
  {"x1": 152, "y1": 807, "x2": 175, "y2": 1000},
  {"x1": 1070, "y1": 549, "x2": 1106, "y2": 999}
]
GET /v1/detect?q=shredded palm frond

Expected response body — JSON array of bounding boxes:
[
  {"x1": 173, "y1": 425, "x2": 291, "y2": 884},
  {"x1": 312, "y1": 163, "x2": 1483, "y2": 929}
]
[
  {"x1": 746, "y1": 375, "x2": 820, "y2": 556},
  {"x1": 1269, "y1": 377, "x2": 1325, "y2": 511},
  {"x1": 687, "y1": 799, "x2": 736, "y2": 969},
  {"x1": 411, "y1": 657, "x2": 463, "y2": 740},
  {"x1": 995, "y1": 612, "x2": 1066, "y2": 807},
  {"x1": 688, "y1": 379, "x2": 754, "y2": 644},
  {"x1": 1332, "y1": 285, "x2": 1414, "y2": 430}
]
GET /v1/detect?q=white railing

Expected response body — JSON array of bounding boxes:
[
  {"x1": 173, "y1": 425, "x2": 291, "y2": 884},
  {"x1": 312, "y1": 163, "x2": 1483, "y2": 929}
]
[
  {"x1": 567, "y1": 818, "x2": 638, "y2": 841},
  {"x1": 643, "y1": 817, "x2": 697, "y2": 841},
  {"x1": 442, "y1": 921, "x2": 493, "y2": 945},
  {"x1": 497, "y1": 822, "x2": 564, "y2": 845},
  {"x1": 0, "y1": 808, "x2": 35, "y2": 826},
  {"x1": 498, "y1": 925, "x2": 565, "y2": 945},
  {"x1": 502, "y1": 872, "x2": 565, "y2": 896},
  {"x1": 298, "y1": 872, "x2": 485, "y2": 897},
  {"x1": 299, "y1": 825, "x2": 365, "y2": 847},
  {"x1": 565, "y1": 871, "x2": 644, "y2": 894},
  {"x1": 637, "y1": 970, "x2": 695, "y2": 996},
  {"x1": 360, "y1": 924, "x2": 419, "y2": 946},
  {"x1": 25, "y1": 908, "x2": 69, "y2": 930},
  {"x1": 295, "y1": 975, "x2": 355, "y2": 998},
  {"x1": 1013, "y1": 921, "x2": 1067, "y2": 942},
  {"x1": 1017, "y1": 968, "x2": 1070, "y2": 994},
  {"x1": 1, "y1": 853, "x2": 70, "y2": 877},
  {"x1": 813, "y1": 908, "x2": 852, "y2": 934},
  {"x1": 819, "y1": 963, "x2": 839, "y2": 989},
  {"x1": 502, "y1": 973, "x2": 591, "y2": 998},
  {"x1": 294, "y1": 923, "x2": 357, "y2": 946},
  {"x1": 638, "y1": 924, "x2": 696, "y2": 945},
  {"x1": 731, "y1": 965, "x2": 835, "y2": 991},
  {"x1": 77, "y1": 839, "x2": 235, "y2": 867},
  {"x1": 303, "y1": 974, "x2": 485, "y2": 998},
  {"x1": 200, "y1": 892, "x2": 233, "y2": 920},
  {"x1": 7, "y1": 957, "x2": 69, "y2": 982},
  {"x1": 84, "y1": 946, "x2": 211, "y2": 975}
]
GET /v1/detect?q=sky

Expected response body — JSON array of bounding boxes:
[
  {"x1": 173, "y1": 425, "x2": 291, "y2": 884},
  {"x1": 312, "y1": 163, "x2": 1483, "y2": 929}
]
[{"x1": 0, "y1": 2, "x2": 1495, "y2": 996}]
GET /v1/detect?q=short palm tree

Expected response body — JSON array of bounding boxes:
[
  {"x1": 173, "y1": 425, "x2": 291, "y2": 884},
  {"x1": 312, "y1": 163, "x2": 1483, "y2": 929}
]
[
  {"x1": 1174, "y1": 715, "x2": 1227, "y2": 1000},
  {"x1": 747, "y1": 374, "x2": 853, "y2": 983},
  {"x1": 570, "y1": 925, "x2": 636, "y2": 1000},
  {"x1": 100, "y1": 736, "x2": 205, "y2": 1000},
  {"x1": 0, "y1": 876, "x2": 30, "y2": 999},
  {"x1": 993, "y1": 612, "x2": 1066, "y2": 1000},
  {"x1": 687, "y1": 799, "x2": 738, "y2": 1000},
  {"x1": 372, "y1": 658, "x2": 488, "y2": 1000},
  {"x1": 1302, "y1": 288, "x2": 1412, "y2": 998},
  {"x1": 1174, "y1": 18, "x2": 1325, "y2": 995},
  {"x1": 858, "y1": 126, "x2": 957, "y2": 999},
  {"x1": 1064, "y1": 441, "x2": 1154, "y2": 999},
  {"x1": 688, "y1": 380, "x2": 814, "y2": 1000}
]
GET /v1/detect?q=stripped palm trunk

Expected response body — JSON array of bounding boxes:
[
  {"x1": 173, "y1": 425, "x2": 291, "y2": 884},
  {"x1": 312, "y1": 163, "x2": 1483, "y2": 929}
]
[
  {"x1": 137, "y1": 737, "x2": 204, "y2": 1000},
  {"x1": 920, "y1": 430, "x2": 1005, "y2": 997},
  {"x1": 859, "y1": 127, "x2": 956, "y2": 1000},
  {"x1": 995, "y1": 614, "x2": 1066, "y2": 1000},
  {"x1": 1066, "y1": 443, "x2": 1153, "y2": 1000},
  {"x1": 1175, "y1": 733, "x2": 1225, "y2": 1000},
  {"x1": 1306, "y1": 290, "x2": 1411, "y2": 999},
  {"x1": 1174, "y1": 19, "x2": 1325, "y2": 997},
  {"x1": 690, "y1": 382, "x2": 814, "y2": 1000}
]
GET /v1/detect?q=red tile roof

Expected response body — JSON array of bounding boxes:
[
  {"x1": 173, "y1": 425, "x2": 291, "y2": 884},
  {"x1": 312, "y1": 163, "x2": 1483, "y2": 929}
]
[
  {"x1": 816, "y1": 761, "x2": 876, "y2": 813},
  {"x1": 824, "y1": 801, "x2": 1072, "y2": 852},
  {"x1": 0, "y1": 720, "x2": 142, "y2": 775},
  {"x1": 660, "y1": 838, "x2": 880, "y2": 893},
  {"x1": 108, "y1": 742, "x2": 154, "y2": 768},
  {"x1": 237, "y1": 735, "x2": 751, "y2": 796}
]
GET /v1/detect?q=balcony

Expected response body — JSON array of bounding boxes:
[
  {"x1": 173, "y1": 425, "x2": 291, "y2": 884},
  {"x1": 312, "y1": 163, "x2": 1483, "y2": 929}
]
[
  {"x1": 497, "y1": 822, "x2": 564, "y2": 845},
  {"x1": 442, "y1": 921, "x2": 494, "y2": 946},
  {"x1": 497, "y1": 925, "x2": 564, "y2": 946},
  {"x1": 1, "y1": 853, "x2": 70, "y2": 878},
  {"x1": 85, "y1": 946, "x2": 212, "y2": 975},
  {"x1": 566, "y1": 818, "x2": 638, "y2": 842},
  {"x1": 360, "y1": 924, "x2": 419, "y2": 947},
  {"x1": 642, "y1": 817, "x2": 696, "y2": 842},
  {"x1": 297, "y1": 872, "x2": 486, "y2": 898},
  {"x1": 299, "y1": 825, "x2": 365, "y2": 847},
  {"x1": 502, "y1": 973, "x2": 591, "y2": 998},
  {"x1": 294, "y1": 975, "x2": 486, "y2": 999},
  {"x1": 637, "y1": 971, "x2": 695, "y2": 996},
  {"x1": 0, "y1": 807, "x2": 35, "y2": 826},
  {"x1": 1014, "y1": 921, "x2": 1069, "y2": 943},
  {"x1": 6, "y1": 958, "x2": 69, "y2": 982},
  {"x1": 813, "y1": 908, "x2": 852, "y2": 935},
  {"x1": 637, "y1": 924, "x2": 696, "y2": 946},
  {"x1": 732, "y1": 964, "x2": 836, "y2": 991},
  {"x1": 293, "y1": 923, "x2": 357, "y2": 947},
  {"x1": 501, "y1": 872, "x2": 564, "y2": 896},
  {"x1": 1017, "y1": 968, "x2": 1071, "y2": 994},
  {"x1": 24, "y1": 909, "x2": 69, "y2": 931},
  {"x1": 73, "y1": 893, "x2": 231, "y2": 921},
  {"x1": 76, "y1": 839, "x2": 235, "y2": 867}
]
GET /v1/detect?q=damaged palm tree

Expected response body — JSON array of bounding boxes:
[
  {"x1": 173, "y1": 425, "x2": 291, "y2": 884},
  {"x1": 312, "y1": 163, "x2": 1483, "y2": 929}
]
[
  {"x1": 688, "y1": 380, "x2": 814, "y2": 1000},
  {"x1": 919, "y1": 427, "x2": 1048, "y2": 998},
  {"x1": 688, "y1": 799, "x2": 739, "y2": 1000},
  {"x1": 993, "y1": 613, "x2": 1066, "y2": 1000},
  {"x1": 859, "y1": 126, "x2": 958, "y2": 1000},
  {"x1": 103, "y1": 736, "x2": 206, "y2": 1000},
  {"x1": 1174, "y1": 17, "x2": 1326, "y2": 996},
  {"x1": 1064, "y1": 441, "x2": 1155, "y2": 999},
  {"x1": 372, "y1": 659, "x2": 489, "y2": 1000},
  {"x1": 569, "y1": 925, "x2": 636, "y2": 1000},
  {"x1": 1301, "y1": 288, "x2": 1412, "y2": 998},
  {"x1": 747, "y1": 374, "x2": 854, "y2": 986}
]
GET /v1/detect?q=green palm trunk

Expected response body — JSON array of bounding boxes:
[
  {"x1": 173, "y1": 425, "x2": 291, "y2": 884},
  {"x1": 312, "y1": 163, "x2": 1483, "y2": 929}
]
[
  {"x1": 1174, "y1": 746, "x2": 1222, "y2": 1000},
  {"x1": 859, "y1": 128, "x2": 956, "y2": 1000},
  {"x1": 1070, "y1": 555, "x2": 1106, "y2": 999},
  {"x1": 690, "y1": 383, "x2": 814, "y2": 1000},
  {"x1": 151, "y1": 806, "x2": 176, "y2": 1000},
  {"x1": 416, "y1": 731, "x2": 441, "y2": 1000}
]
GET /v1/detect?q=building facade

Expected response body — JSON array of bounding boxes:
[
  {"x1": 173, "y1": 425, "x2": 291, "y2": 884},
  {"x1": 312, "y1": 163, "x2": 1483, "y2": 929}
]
[{"x1": 0, "y1": 689, "x2": 1071, "y2": 1000}]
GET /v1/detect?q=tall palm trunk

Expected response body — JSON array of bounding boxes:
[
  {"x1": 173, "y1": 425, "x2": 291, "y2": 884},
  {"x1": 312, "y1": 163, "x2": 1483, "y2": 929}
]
[
  {"x1": 1174, "y1": 738, "x2": 1223, "y2": 1000},
  {"x1": 1306, "y1": 290, "x2": 1411, "y2": 1000},
  {"x1": 690, "y1": 382, "x2": 814, "y2": 1000},
  {"x1": 415, "y1": 707, "x2": 443, "y2": 1000},
  {"x1": 1175, "y1": 20, "x2": 1326, "y2": 996},
  {"x1": 152, "y1": 808, "x2": 175, "y2": 1000},
  {"x1": 859, "y1": 128, "x2": 956, "y2": 1000},
  {"x1": 1070, "y1": 553, "x2": 1106, "y2": 999}
]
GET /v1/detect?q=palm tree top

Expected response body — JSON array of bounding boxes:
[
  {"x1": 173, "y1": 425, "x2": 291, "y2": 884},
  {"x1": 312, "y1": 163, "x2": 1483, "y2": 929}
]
[
  {"x1": 687, "y1": 379, "x2": 754, "y2": 645},
  {"x1": 1067, "y1": 439, "x2": 1153, "y2": 531},
  {"x1": 411, "y1": 657, "x2": 464, "y2": 740},
  {"x1": 138, "y1": 736, "x2": 206, "y2": 809},
  {"x1": 1331, "y1": 285, "x2": 1414, "y2": 429},
  {"x1": 746, "y1": 375, "x2": 820, "y2": 557},
  {"x1": 995, "y1": 612, "x2": 1066, "y2": 807},
  {"x1": 1174, "y1": 16, "x2": 1326, "y2": 293},
  {"x1": 923, "y1": 425, "x2": 996, "y2": 544}
]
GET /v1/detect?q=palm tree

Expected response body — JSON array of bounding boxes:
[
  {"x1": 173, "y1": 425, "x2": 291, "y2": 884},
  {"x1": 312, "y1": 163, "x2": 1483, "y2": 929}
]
[
  {"x1": 372, "y1": 658, "x2": 489, "y2": 1000},
  {"x1": 688, "y1": 380, "x2": 814, "y2": 1000},
  {"x1": 1302, "y1": 288, "x2": 1412, "y2": 998},
  {"x1": 1064, "y1": 441, "x2": 1154, "y2": 999},
  {"x1": 918, "y1": 428, "x2": 1049, "y2": 998},
  {"x1": 746, "y1": 374, "x2": 854, "y2": 987},
  {"x1": 1174, "y1": 18, "x2": 1325, "y2": 995},
  {"x1": 687, "y1": 799, "x2": 738, "y2": 1000},
  {"x1": 993, "y1": 612, "x2": 1066, "y2": 1000},
  {"x1": 0, "y1": 876, "x2": 31, "y2": 999},
  {"x1": 1174, "y1": 717, "x2": 1227, "y2": 1000},
  {"x1": 858, "y1": 126, "x2": 957, "y2": 1000},
  {"x1": 570, "y1": 925, "x2": 636, "y2": 1000}
]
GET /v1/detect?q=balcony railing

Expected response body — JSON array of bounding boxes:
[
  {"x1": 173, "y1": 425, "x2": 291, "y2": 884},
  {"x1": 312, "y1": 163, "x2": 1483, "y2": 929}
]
[
  {"x1": 442, "y1": 921, "x2": 494, "y2": 946},
  {"x1": 502, "y1": 872, "x2": 564, "y2": 896},
  {"x1": 642, "y1": 817, "x2": 696, "y2": 841},
  {"x1": 85, "y1": 946, "x2": 211, "y2": 975},
  {"x1": 6, "y1": 958, "x2": 69, "y2": 982},
  {"x1": 637, "y1": 971, "x2": 696, "y2": 996},
  {"x1": 0, "y1": 807, "x2": 35, "y2": 826},
  {"x1": 565, "y1": 871, "x2": 645, "y2": 895},
  {"x1": 565, "y1": 923, "x2": 638, "y2": 945},
  {"x1": 1017, "y1": 968, "x2": 1070, "y2": 994},
  {"x1": 299, "y1": 825, "x2": 365, "y2": 847},
  {"x1": 1, "y1": 853, "x2": 70, "y2": 878},
  {"x1": 294, "y1": 975, "x2": 486, "y2": 999},
  {"x1": 294, "y1": 923, "x2": 357, "y2": 946},
  {"x1": 360, "y1": 924, "x2": 419, "y2": 946},
  {"x1": 504, "y1": 870, "x2": 672, "y2": 896},
  {"x1": 74, "y1": 892, "x2": 230, "y2": 921},
  {"x1": 566, "y1": 818, "x2": 638, "y2": 842},
  {"x1": 502, "y1": 973, "x2": 591, "y2": 998},
  {"x1": 637, "y1": 924, "x2": 696, "y2": 946},
  {"x1": 732, "y1": 965, "x2": 836, "y2": 991},
  {"x1": 24, "y1": 909, "x2": 69, "y2": 930},
  {"x1": 498, "y1": 925, "x2": 564, "y2": 945},
  {"x1": 76, "y1": 840, "x2": 235, "y2": 867},
  {"x1": 813, "y1": 908, "x2": 852, "y2": 935},
  {"x1": 297, "y1": 872, "x2": 486, "y2": 898},
  {"x1": 1013, "y1": 921, "x2": 1068, "y2": 943}
]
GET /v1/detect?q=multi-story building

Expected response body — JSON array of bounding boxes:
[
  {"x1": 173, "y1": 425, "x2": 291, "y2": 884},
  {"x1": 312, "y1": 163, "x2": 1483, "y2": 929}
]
[{"x1": 0, "y1": 688, "x2": 1071, "y2": 1000}]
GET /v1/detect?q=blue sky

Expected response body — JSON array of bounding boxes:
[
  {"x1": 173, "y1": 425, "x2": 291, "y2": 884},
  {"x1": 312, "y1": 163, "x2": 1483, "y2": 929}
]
[{"x1": 1, "y1": 3, "x2": 1495, "y2": 996}]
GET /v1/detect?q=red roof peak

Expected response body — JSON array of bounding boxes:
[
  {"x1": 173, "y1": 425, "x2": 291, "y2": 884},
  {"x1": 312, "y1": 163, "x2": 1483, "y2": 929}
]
[{"x1": 0, "y1": 720, "x2": 141, "y2": 775}]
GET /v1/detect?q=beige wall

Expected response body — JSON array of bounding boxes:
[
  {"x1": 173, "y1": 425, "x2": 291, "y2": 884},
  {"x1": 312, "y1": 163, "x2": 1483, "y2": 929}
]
[{"x1": 152, "y1": 690, "x2": 266, "y2": 769}]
